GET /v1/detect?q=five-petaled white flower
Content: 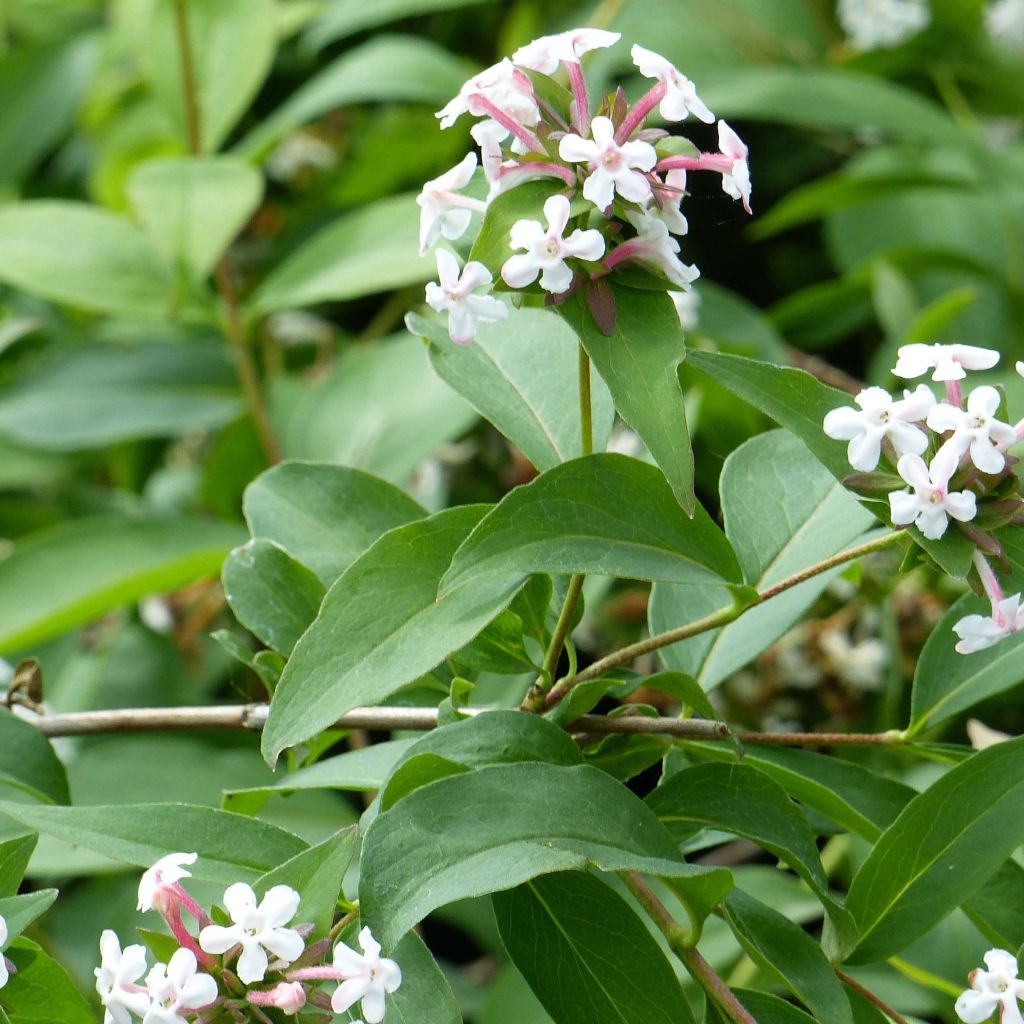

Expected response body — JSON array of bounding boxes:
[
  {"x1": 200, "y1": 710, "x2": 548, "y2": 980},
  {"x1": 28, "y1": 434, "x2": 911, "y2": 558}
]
[
  {"x1": 425, "y1": 250, "x2": 509, "y2": 345},
  {"x1": 715, "y1": 121, "x2": 752, "y2": 214},
  {"x1": 955, "y1": 948, "x2": 1024, "y2": 1022},
  {"x1": 823, "y1": 384, "x2": 934, "y2": 471},
  {"x1": 501, "y1": 194, "x2": 605, "y2": 293},
  {"x1": 143, "y1": 949, "x2": 217, "y2": 1024},
  {"x1": 927, "y1": 385, "x2": 1017, "y2": 475},
  {"x1": 893, "y1": 342, "x2": 1000, "y2": 382},
  {"x1": 0, "y1": 914, "x2": 8, "y2": 992},
  {"x1": 619, "y1": 209, "x2": 699, "y2": 290},
  {"x1": 435, "y1": 59, "x2": 539, "y2": 131},
  {"x1": 889, "y1": 447, "x2": 977, "y2": 540},
  {"x1": 331, "y1": 927, "x2": 402, "y2": 1024},
  {"x1": 137, "y1": 852, "x2": 197, "y2": 913},
  {"x1": 198, "y1": 883, "x2": 304, "y2": 985},
  {"x1": 954, "y1": 595, "x2": 1024, "y2": 655},
  {"x1": 630, "y1": 45, "x2": 715, "y2": 123},
  {"x1": 416, "y1": 152, "x2": 485, "y2": 256},
  {"x1": 95, "y1": 931, "x2": 151, "y2": 1024},
  {"x1": 559, "y1": 115, "x2": 657, "y2": 211},
  {"x1": 512, "y1": 28, "x2": 620, "y2": 73}
]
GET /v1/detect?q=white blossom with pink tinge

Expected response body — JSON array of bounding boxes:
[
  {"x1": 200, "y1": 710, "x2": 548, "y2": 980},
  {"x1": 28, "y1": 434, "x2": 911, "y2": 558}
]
[
  {"x1": 137, "y1": 852, "x2": 197, "y2": 913},
  {"x1": 142, "y1": 949, "x2": 217, "y2": 1024},
  {"x1": 425, "y1": 250, "x2": 508, "y2": 345},
  {"x1": 823, "y1": 384, "x2": 934, "y2": 471},
  {"x1": 630, "y1": 45, "x2": 715, "y2": 123},
  {"x1": 331, "y1": 927, "x2": 402, "y2": 1024},
  {"x1": 893, "y1": 342, "x2": 1000, "y2": 381},
  {"x1": 417, "y1": 152, "x2": 484, "y2": 255},
  {"x1": 715, "y1": 121, "x2": 752, "y2": 213},
  {"x1": 620, "y1": 209, "x2": 699, "y2": 290},
  {"x1": 559, "y1": 115, "x2": 657, "y2": 211},
  {"x1": 436, "y1": 59, "x2": 539, "y2": 131},
  {"x1": 198, "y1": 883, "x2": 304, "y2": 985},
  {"x1": 502, "y1": 194, "x2": 605, "y2": 294},
  {"x1": 955, "y1": 948, "x2": 1024, "y2": 1022},
  {"x1": 96, "y1": 930, "x2": 151, "y2": 1024},
  {"x1": 889, "y1": 447, "x2": 977, "y2": 540},
  {"x1": 651, "y1": 169, "x2": 689, "y2": 236},
  {"x1": 927, "y1": 385, "x2": 1016, "y2": 475},
  {"x1": 954, "y1": 595, "x2": 1024, "y2": 655},
  {"x1": 512, "y1": 28, "x2": 620, "y2": 73}
]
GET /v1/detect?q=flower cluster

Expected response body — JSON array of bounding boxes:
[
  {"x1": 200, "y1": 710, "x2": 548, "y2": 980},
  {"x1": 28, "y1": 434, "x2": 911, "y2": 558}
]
[
  {"x1": 956, "y1": 948, "x2": 1024, "y2": 1023},
  {"x1": 96, "y1": 852, "x2": 401, "y2": 1024},
  {"x1": 823, "y1": 343, "x2": 1024, "y2": 655},
  {"x1": 418, "y1": 29, "x2": 751, "y2": 344},
  {"x1": 836, "y1": 0, "x2": 931, "y2": 51}
]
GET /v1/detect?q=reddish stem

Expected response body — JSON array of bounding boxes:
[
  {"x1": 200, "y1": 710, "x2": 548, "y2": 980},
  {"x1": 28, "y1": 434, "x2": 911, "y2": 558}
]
[
  {"x1": 566, "y1": 61, "x2": 590, "y2": 133},
  {"x1": 473, "y1": 97, "x2": 546, "y2": 154},
  {"x1": 615, "y1": 82, "x2": 665, "y2": 143}
]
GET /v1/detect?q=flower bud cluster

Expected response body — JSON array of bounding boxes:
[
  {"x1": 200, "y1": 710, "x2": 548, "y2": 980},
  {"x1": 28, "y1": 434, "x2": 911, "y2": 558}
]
[
  {"x1": 95, "y1": 852, "x2": 401, "y2": 1024},
  {"x1": 823, "y1": 344, "x2": 1024, "y2": 655},
  {"x1": 418, "y1": 29, "x2": 751, "y2": 344}
]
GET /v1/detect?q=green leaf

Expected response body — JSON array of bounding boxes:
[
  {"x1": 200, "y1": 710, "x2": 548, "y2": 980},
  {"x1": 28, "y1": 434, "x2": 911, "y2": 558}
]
[
  {"x1": 242, "y1": 461, "x2": 425, "y2": 585},
  {"x1": 722, "y1": 889, "x2": 853, "y2": 1024},
  {"x1": 0, "y1": 939, "x2": 94, "y2": 1024},
  {"x1": 253, "y1": 194, "x2": 434, "y2": 312},
  {"x1": 650, "y1": 431, "x2": 876, "y2": 689},
  {"x1": 559, "y1": 287, "x2": 695, "y2": 514},
  {"x1": 126, "y1": 156, "x2": 263, "y2": 281},
  {"x1": 131, "y1": 0, "x2": 276, "y2": 152},
  {"x1": 223, "y1": 739, "x2": 417, "y2": 815},
  {"x1": 262, "y1": 506, "x2": 523, "y2": 764},
  {"x1": 0, "y1": 343, "x2": 240, "y2": 451},
  {"x1": 493, "y1": 871, "x2": 696, "y2": 1024},
  {"x1": 0, "y1": 35, "x2": 98, "y2": 187},
  {"x1": 440, "y1": 455, "x2": 741, "y2": 595},
  {"x1": 383, "y1": 930, "x2": 464, "y2": 1024},
  {"x1": 305, "y1": 0, "x2": 492, "y2": 48},
  {"x1": 845, "y1": 736, "x2": 1024, "y2": 963},
  {"x1": 647, "y1": 763, "x2": 834, "y2": 911},
  {"x1": 702, "y1": 67, "x2": 959, "y2": 143},
  {"x1": 0, "y1": 710, "x2": 68, "y2": 805},
  {"x1": 237, "y1": 35, "x2": 471, "y2": 158},
  {"x1": 255, "y1": 826, "x2": 357, "y2": 940},
  {"x1": 223, "y1": 540, "x2": 325, "y2": 655},
  {"x1": 686, "y1": 350, "x2": 972, "y2": 577},
  {"x1": 719, "y1": 989, "x2": 818, "y2": 1024},
  {"x1": 414, "y1": 306, "x2": 615, "y2": 472},
  {"x1": 0, "y1": 801, "x2": 307, "y2": 882},
  {"x1": 381, "y1": 754, "x2": 470, "y2": 812},
  {"x1": 378, "y1": 711, "x2": 583, "y2": 810},
  {"x1": 0, "y1": 202, "x2": 170, "y2": 317},
  {"x1": 908, "y1": 592, "x2": 1024, "y2": 736},
  {"x1": 272, "y1": 334, "x2": 477, "y2": 483},
  {"x1": 0, "y1": 891, "x2": 57, "y2": 943},
  {"x1": 0, "y1": 515, "x2": 245, "y2": 655},
  {"x1": 0, "y1": 836, "x2": 37, "y2": 897},
  {"x1": 360, "y1": 762, "x2": 732, "y2": 949}
]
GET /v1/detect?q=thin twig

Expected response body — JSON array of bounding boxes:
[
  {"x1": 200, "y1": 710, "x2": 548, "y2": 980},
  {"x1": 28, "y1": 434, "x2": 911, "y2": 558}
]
[
  {"x1": 734, "y1": 730, "x2": 904, "y2": 747},
  {"x1": 836, "y1": 970, "x2": 911, "y2": 1024}
]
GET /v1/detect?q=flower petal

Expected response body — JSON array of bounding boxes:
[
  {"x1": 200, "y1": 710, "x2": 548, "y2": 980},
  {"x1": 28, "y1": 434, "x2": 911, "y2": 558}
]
[
  {"x1": 542, "y1": 194, "x2": 571, "y2": 237},
  {"x1": 361, "y1": 985, "x2": 387, "y2": 1024},
  {"x1": 262, "y1": 926, "x2": 305, "y2": 964},
  {"x1": 259, "y1": 885, "x2": 300, "y2": 928},
  {"x1": 501, "y1": 253, "x2": 540, "y2": 289},
  {"x1": 198, "y1": 924, "x2": 241, "y2": 955},
  {"x1": 332, "y1": 976, "x2": 371, "y2": 1014},
  {"x1": 944, "y1": 489, "x2": 977, "y2": 523},
  {"x1": 558, "y1": 133, "x2": 598, "y2": 164},
  {"x1": 236, "y1": 941, "x2": 269, "y2": 985},
  {"x1": 847, "y1": 429, "x2": 882, "y2": 472},
  {"x1": 956, "y1": 988, "x2": 1000, "y2": 1023}
]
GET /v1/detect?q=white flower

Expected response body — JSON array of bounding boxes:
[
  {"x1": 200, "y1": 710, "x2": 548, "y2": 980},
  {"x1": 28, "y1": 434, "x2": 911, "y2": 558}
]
[
  {"x1": 630, "y1": 45, "x2": 715, "y2": 123},
  {"x1": 95, "y1": 931, "x2": 151, "y2": 1024},
  {"x1": 989, "y1": 0, "x2": 1024, "y2": 46},
  {"x1": 620, "y1": 209, "x2": 699, "y2": 289},
  {"x1": 138, "y1": 852, "x2": 197, "y2": 913},
  {"x1": 198, "y1": 883, "x2": 304, "y2": 985},
  {"x1": 425, "y1": 250, "x2": 508, "y2": 345},
  {"x1": 822, "y1": 384, "x2": 934, "y2": 471},
  {"x1": 436, "y1": 59, "x2": 539, "y2": 131},
  {"x1": 266, "y1": 132, "x2": 336, "y2": 182},
  {"x1": 0, "y1": 915, "x2": 7, "y2": 992},
  {"x1": 512, "y1": 28, "x2": 620, "y2": 73},
  {"x1": 716, "y1": 121, "x2": 752, "y2": 214},
  {"x1": 471, "y1": 120, "x2": 508, "y2": 188},
  {"x1": 927, "y1": 386, "x2": 1016, "y2": 475},
  {"x1": 558, "y1": 115, "x2": 657, "y2": 211},
  {"x1": 501, "y1": 194, "x2": 605, "y2": 293},
  {"x1": 416, "y1": 152, "x2": 484, "y2": 256},
  {"x1": 143, "y1": 949, "x2": 217, "y2": 1024},
  {"x1": 651, "y1": 169, "x2": 689, "y2": 235},
  {"x1": 893, "y1": 342, "x2": 1000, "y2": 381},
  {"x1": 331, "y1": 927, "x2": 402, "y2": 1024},
  {"x1": 954, "y1": 594, "x2": 1024, "y2": 655},
  {"x1": 837, "y1": 0, "x2": 930, "y2": 51},
  {"x1": 955, "y1": 948, "x2": 1024, "y2": 1022},
  {"x1": 889, "y1": 447, "x2": 977, "y2": 540}
]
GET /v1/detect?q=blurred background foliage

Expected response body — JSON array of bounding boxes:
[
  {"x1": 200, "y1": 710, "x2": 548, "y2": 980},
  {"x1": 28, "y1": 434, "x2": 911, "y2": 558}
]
[{"x1": 0, "y1": 0, "x2": 1022, "y2": 1019}]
